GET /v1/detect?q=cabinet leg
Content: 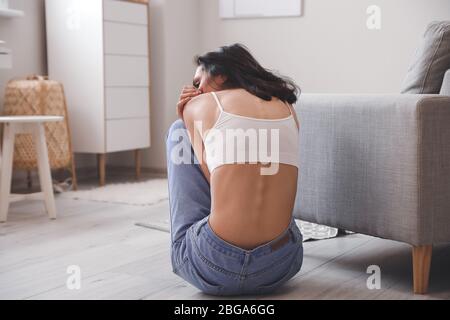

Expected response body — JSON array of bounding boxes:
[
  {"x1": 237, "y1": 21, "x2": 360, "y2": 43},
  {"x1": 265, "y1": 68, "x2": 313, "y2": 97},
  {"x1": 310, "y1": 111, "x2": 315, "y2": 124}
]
[
  {"x1": 97, "y1": 153, "x2": 106, "y2": 186},
  {"x1": 412, "y1": 245, "x2": 432, "y2": 294},
  {"x1": 135, "y1": 149, "x2": 141, "y2": 180},
  {"x1": 70, "y1": 157, "x2": 78, "y2": 191}
]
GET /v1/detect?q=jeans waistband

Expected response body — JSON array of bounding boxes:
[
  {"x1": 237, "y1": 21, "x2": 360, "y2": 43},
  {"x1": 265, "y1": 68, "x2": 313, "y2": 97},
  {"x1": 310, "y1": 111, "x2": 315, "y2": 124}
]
[{"x1": 193, "y1": 216, "x2": 301, "y2": 258}]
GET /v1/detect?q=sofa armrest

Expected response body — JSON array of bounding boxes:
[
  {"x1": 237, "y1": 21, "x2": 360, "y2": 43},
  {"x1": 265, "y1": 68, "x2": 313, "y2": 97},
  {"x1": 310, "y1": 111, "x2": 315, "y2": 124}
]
[
  {"x1": 294, "y1": 94, "x2": 450, "y2": 245},
  {"x1": 440, "y1": 69, "x2": 450, "y2": 95}
]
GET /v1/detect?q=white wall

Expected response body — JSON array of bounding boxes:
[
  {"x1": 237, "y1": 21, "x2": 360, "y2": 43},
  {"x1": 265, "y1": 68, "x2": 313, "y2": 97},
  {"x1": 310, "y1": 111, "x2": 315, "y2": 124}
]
[
  {"x1": 139, "y1": 0, "x2": 201, "y2": 169},
  {"x1": 82, "y1": 0, "x2": 202, "y2": 170},
  {"x1": 0, "y1": 0, "x2": 47, "y2": 109},
  {"x1": 198, "y1": 0, "x2": 450, "y2": 94},
  {"x1": 142, "y1": 0, "x2": 450, "y2": 170}
]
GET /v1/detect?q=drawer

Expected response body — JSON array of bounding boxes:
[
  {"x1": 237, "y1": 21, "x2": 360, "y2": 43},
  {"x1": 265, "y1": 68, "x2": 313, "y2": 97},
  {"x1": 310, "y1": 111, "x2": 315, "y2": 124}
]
[
  {"x1": 105, "y1": 55, "x2": 149, "y2": 87},
  {"x1": 106, "y1": 118, "x2": 150, "y2": 152},
  {"x1": 106, "y1": 87, "x2": 149, "y2": 119},
  {"x1": 104, "y1": 21, "x2": 148, "y2": 56},
  {"x1": 104, "y1": 0, "x2": 148, "y2": 25}
]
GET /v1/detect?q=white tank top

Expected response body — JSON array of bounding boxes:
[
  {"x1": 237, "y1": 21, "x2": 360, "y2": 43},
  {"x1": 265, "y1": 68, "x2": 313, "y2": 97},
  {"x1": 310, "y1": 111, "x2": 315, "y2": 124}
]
[{"x1": 203, "y1": 92, "x2": 299, "y2": 173}]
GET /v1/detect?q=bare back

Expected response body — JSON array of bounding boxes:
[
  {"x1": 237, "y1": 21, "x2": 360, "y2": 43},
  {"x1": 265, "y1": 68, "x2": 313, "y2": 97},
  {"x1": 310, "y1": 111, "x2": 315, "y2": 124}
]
[{"x1": 183, "y1": 88, "x2": 299, "y2": 250}]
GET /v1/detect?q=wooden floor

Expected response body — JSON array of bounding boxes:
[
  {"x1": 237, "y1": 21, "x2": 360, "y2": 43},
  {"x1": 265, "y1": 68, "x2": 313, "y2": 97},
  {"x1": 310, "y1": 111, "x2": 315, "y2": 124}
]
[{"x1": 1, "y1": 172, "x2": 449, "y2": 300}]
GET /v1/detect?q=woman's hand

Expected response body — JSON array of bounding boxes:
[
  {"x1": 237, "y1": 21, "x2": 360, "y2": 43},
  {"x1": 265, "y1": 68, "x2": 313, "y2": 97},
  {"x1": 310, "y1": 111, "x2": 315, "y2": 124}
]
[{"x1": 177, "y1": 86, "x2": 202, "y2": 120}]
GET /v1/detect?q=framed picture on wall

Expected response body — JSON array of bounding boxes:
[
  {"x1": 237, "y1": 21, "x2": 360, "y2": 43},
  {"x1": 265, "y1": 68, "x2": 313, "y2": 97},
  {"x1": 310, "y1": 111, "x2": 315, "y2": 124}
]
[{"x1": 220, "y1": 0, "x2": 302, "y2": 19}]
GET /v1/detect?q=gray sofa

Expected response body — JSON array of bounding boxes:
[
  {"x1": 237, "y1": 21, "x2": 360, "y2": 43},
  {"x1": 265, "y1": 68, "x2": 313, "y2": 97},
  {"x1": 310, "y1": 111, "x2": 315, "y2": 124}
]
[{"x1": 293, "y1": 21, "x2": 450, "y2": 295}]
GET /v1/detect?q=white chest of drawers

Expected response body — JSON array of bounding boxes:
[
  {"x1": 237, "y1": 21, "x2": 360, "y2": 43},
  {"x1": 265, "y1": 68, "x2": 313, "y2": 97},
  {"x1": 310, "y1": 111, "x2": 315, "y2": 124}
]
[{"x1": 45, "y1": 0, "x2": 150, "y2": 185}]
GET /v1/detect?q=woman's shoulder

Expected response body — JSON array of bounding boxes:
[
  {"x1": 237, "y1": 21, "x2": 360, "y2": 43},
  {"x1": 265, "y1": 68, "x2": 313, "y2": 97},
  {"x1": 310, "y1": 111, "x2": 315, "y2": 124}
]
[
  {"x1": 185, "y1": 92, "x2": 217, "y2": 111},
  {"x1": 183, "y1": 92, "x2": 220, "y2": 121}
]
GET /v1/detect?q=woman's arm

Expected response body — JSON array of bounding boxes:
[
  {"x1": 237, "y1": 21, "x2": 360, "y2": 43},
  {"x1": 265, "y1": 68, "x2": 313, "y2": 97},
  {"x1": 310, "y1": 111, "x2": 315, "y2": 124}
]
[
  {"x1": 182, "y1": 95, "x2": 213, "y2": 183},
  {"x1": 176, "y1": 85, "x2": 202, "y2": 121}
]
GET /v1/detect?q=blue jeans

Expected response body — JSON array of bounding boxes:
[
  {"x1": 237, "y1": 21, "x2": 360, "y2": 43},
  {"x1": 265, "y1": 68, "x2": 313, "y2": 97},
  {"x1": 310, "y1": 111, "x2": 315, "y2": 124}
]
[{"x1": 166, "y1": 120, "x2": 303, "y2": 296}]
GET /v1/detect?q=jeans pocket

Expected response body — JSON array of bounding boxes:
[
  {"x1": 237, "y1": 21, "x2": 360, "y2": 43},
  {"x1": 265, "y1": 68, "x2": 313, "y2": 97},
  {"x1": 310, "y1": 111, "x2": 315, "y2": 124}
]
[
  {"x1": 176, "y1": 258, "x2": 224, "y2": 295},
  {"x1": 256, "y1": 247, "x2": 303, "y2": 293}
]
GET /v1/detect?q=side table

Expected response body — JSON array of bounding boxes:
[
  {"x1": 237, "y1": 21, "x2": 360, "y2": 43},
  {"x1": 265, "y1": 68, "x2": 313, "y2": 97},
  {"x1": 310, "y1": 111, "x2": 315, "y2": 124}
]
[{"x1": 0, "y1": 115, "x2": 64, "y2": 222}]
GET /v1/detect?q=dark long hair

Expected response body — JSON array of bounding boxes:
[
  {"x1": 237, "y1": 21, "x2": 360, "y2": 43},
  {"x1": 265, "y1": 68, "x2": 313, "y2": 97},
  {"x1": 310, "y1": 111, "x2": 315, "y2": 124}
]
[{"x1": 194, "y1": 43, "x2": 300, "y2": 104}]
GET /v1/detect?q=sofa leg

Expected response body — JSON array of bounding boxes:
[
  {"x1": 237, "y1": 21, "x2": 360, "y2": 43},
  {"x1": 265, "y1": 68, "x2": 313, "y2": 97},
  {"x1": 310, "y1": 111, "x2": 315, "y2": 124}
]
[{"x1": 412, "y1": 245, "x2": 432, "y2": 294}]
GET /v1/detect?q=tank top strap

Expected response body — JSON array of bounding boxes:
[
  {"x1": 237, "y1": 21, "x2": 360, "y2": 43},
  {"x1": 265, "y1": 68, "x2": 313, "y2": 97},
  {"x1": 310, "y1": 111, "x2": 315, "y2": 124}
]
[
  {"x1": 211, "y1": 92, "x2": 224, "y2": 112},
  {"x1": 283, "y1": 100, "x2": 294, "y2": 116}
]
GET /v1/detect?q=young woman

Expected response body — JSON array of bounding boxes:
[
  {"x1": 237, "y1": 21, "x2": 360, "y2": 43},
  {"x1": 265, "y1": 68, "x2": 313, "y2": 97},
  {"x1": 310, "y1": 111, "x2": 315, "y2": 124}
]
[{"x1": 166, "y1": 44, "x2": 303, "y2": 296}]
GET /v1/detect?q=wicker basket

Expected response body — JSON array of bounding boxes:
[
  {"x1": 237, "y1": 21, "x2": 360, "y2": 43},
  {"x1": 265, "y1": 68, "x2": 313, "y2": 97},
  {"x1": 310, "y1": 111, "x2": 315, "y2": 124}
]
[{"x1": 2, "y1": 75, "x2": 77, "y2": 188}]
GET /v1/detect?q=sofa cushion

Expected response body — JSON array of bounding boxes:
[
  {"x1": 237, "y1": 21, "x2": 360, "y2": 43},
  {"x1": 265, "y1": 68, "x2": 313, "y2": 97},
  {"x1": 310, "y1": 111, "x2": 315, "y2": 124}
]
[{"x1": 401, "y1": 21, "x2": 450, "y2": 94}]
